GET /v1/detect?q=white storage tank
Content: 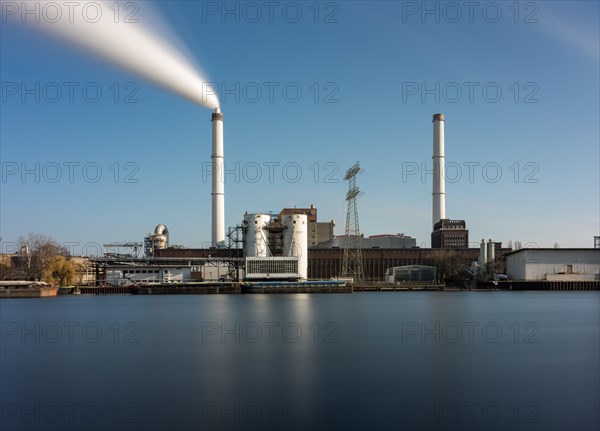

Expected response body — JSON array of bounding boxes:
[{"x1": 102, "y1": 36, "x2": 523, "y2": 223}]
[
  {"x1": 243, "y1": 213, "x2": 271, "y2": 257},
  {"x1": 487, "y1": 239, "x2": 495, "y2": 262},
  {"x1": 282, "y1": 214, "x2": 308, "y2": 280},
  {"x1": 153, "y1": 224, "x2": 169, "y2": 250},
  {"x1": 479, "y1": 239, "x2": 488, "y2": 266}
]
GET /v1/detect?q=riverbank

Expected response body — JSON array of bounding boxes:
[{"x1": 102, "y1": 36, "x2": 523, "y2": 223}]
[{"x1": 35, "y1": 279, "x2": 600, "y2": 295}]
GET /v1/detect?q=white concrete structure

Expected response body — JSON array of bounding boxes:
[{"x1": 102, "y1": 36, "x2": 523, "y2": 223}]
[
  {"x1": 432, "y1": 113, "x2": 446, "y2": 227},
  {"x1": 505, "y1": 249, "x2": 600, "y2": 281},
  {"x1": 478, "y1": 239, "x2": 488, "y2": 266},
  {"x1": 486, "y1": 239, "x2": 495, "y2": 262},
  {"x1": 211, "y1": 108, "x2": 225, "y2": 246},
  {"x1": 243, "y1": 213, "x2": 271, "y2": 257},
  {"x1": 282, "y1": 214, "x2": 308, "y2": 280}
]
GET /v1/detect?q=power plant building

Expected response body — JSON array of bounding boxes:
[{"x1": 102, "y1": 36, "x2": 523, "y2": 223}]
[
  {"x1": 431, "y1": 219, "x2": 469, "y2": 249},
  {"x1": 89, "y1": 113, "x2": 528, "y2": 287},
  {"x1": 308, "y1": 247, "x2": 483, "y2": 281}
]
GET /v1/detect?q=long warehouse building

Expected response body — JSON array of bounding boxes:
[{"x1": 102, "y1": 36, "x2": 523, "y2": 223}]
[{"x1": 155, "y1": 246, "x2": 506, "y2": 281}]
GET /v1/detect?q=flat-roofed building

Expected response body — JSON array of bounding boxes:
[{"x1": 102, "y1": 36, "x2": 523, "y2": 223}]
[{"x1": 505, "y1": 248, "x2": 600, "y2": 281}]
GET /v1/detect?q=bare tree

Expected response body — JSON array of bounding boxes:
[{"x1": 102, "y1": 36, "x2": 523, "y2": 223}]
[
  {"x1": 0, "y1": 261, "x2": 11, "y2": 280},
  {"x1": 14, "y1": 233, "x2": 69, "y2": 281},
  {"x1": 430, "y1": 250, "x2": 465, "y2": 284},
  {"x1": 477, "y1": 259, "x2": 505, "y2": 282}
]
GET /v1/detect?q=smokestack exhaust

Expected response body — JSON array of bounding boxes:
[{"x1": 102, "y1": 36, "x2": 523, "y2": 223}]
[
  {"x1": 212, "y1": 108, "x2": 225, "y2": 246},
  {"x1": 432, "y1": 113, "x2": 446, "y2": 227}
]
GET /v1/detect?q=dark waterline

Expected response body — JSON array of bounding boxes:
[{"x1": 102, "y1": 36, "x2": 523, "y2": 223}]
[{"x1": 1, "y1": 292, "x2": 599, "y2": 431}]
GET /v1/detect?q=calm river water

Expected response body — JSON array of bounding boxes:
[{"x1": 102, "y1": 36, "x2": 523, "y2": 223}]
[{"x1": 1, "y1": 292, "x2": 598, "y2": 431}]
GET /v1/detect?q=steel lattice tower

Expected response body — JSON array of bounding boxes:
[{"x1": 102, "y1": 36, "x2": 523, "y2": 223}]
[{"x1": 341, "y1": 162, "x2": 364, "y2": 280}]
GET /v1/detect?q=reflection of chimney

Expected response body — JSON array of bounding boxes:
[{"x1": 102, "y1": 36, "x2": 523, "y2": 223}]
[
  {"x1": 211, "y1": 108, "x2": 224, "y2": 246},
  {"x1": 432, "y1": 114, "x2": 446, "y2": 228}
]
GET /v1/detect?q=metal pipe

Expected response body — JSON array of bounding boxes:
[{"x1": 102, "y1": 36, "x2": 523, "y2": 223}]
[{"x1": 211, "y1": 108, "x2": 224, "y2": 246}]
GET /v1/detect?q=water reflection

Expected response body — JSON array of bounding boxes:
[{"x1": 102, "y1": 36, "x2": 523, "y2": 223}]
[{"x1": 0, "y1": 292, "x2": 598, "y2": 431}]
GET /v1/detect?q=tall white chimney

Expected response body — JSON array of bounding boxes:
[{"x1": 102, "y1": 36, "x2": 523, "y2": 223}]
[
  {"x1": 211, "y1": 108, "x2": 225, "y2": 246},
  {"x1": 432, "y1": 113, "x2": 446, "y2": 227}
]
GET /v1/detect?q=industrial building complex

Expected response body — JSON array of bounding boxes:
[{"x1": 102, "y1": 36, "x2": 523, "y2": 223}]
[
  {"x1": 79, "y1": 113, "x2": 600, "y2": 291},
  {"x1": 2, "y1": 113, "x2": 598, "y2": 293}
]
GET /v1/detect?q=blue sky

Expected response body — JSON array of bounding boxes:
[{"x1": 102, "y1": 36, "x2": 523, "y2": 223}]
[{"x1": 1, "y1": 0, "x2": 599, "y2": 252}]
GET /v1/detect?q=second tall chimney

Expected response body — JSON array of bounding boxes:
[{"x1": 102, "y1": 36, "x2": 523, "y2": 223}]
[{"x1": 432, "y1": 113, "x2": 446, "y2": 227}]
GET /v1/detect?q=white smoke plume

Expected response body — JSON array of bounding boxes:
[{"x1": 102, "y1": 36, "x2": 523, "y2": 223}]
[{"x1": 1, "y1": 0, "x2": 219, "y2": 109}]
